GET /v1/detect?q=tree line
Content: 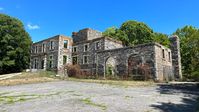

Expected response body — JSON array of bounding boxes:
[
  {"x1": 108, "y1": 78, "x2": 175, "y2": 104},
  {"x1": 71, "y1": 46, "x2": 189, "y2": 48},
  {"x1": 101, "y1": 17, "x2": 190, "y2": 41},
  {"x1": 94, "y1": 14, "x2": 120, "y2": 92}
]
[{"x1": 0, "y1": 14, "x2": 198, "y2": 81}]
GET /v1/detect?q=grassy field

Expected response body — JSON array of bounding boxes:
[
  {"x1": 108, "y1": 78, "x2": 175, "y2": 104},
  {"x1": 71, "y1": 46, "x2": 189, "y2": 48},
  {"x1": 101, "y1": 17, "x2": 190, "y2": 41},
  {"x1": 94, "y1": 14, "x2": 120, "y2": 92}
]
[
  {"x1": 0, "y1": 72, "x2": 155, "y2": 87},
  {"x1": 67, "y1": 78, "x2": 155, "y2": 87},
  {"x1": 0, "y1": 71, "x2": 59, "y2": 86}
]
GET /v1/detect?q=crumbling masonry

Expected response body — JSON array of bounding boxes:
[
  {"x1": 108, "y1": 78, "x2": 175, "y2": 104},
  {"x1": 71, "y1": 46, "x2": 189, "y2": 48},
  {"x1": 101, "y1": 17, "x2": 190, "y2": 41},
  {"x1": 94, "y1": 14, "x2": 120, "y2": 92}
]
[{"x1": 30, "y1": 28, "x2": 182, "y2": 81}]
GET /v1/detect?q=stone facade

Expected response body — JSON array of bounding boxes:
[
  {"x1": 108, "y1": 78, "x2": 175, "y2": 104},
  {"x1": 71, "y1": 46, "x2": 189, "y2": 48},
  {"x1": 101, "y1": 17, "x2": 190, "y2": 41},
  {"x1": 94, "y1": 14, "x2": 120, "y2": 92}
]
[
  {"x1": 72, "y1": 28, "x2": 124, "y2": 75},
  {"x1": 154, "y1": 44, "x2": 173, "y2": 81},
  {"x1": 30, "y1": 35, "x2": 72, "y2": 74},
  {"x1": 96, "y1": 43, "x2": 173, "y2": 81},
  {"x1": 31, "y1": 28, "x2": 182, "y2": 81}
]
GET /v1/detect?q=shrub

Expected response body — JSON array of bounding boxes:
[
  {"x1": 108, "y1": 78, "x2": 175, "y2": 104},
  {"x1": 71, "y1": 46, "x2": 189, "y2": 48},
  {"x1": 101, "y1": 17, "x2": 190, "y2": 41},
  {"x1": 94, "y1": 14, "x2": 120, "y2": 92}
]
[
  {"x1": 64, "y1": 65, "x2": 81, "y2": 77},
  {"x1": 64, "y1": 65, "x2": 93, "y2": 79},
  {"x1": 191, "y1": 71, "x2": 199, "y2": 81}
]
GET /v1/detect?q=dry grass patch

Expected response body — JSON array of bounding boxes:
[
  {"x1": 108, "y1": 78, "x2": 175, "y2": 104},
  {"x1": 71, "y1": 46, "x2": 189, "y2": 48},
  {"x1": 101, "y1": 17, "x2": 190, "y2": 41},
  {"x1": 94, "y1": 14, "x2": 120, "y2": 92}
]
[
  {"x1": 67, "y1": 78, "x2": 155, "y2": 87},
  {"x1": 0, "y1": 71, "x2": 59, "y2": 86}
]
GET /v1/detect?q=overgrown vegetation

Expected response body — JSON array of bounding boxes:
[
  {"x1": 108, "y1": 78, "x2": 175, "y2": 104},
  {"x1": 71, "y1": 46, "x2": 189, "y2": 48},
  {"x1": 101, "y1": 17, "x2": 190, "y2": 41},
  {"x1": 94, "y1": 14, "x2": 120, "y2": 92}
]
[
  {"x1": 0, "y1": 14, "x2": 32, "y2": 74},
  {"x1": 174, "y1": 26, "x2": 199, "y2": 81},
  {"x1": 65, "y1": 64, "x2": 154, "y2": 81},
  {"x1": 64, "y1": 65, "x2": 95, "y2": 79}
]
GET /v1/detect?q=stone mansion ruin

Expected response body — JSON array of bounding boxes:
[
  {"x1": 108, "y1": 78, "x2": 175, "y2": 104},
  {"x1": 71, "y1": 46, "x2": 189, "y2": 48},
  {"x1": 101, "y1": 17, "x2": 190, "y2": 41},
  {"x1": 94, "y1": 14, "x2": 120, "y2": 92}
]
[{"x1": 30, "y1": 28, "x2": 182, "y2": 81}]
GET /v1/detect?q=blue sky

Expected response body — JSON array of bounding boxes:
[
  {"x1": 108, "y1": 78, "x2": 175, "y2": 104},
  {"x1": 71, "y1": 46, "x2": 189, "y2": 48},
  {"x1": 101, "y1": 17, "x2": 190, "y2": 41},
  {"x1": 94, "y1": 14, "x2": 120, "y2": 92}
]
[{"x1": 0, "y1": 0, "x2": 199, "y2": 42}]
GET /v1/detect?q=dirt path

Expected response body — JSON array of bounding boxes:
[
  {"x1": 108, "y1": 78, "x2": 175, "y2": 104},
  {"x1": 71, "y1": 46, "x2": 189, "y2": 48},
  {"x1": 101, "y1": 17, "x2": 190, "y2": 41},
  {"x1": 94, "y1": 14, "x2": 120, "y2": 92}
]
[{"x1": 0, "y1": 73, "x2": 22, "y2": 81}]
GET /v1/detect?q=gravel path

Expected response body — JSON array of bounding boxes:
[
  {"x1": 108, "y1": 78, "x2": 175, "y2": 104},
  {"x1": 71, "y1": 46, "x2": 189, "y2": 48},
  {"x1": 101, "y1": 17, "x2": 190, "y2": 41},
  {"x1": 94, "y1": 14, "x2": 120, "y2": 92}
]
[{"x1": 0, "y1": 81, "x2": 198, "y2": 112}]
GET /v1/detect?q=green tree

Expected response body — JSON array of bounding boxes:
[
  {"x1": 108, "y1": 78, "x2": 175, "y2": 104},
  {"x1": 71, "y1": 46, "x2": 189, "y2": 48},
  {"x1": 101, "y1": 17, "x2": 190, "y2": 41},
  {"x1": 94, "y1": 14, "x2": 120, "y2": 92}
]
[
  {"x1": 103, "y1": 20, "x2": 155, "y2": 46},
  {"x1": 102, "y1": 27, "x2": 117, "y2": 38},
  {"x1": 174, "y1": 26, "x2": 199, "y2": 80},
  {"x1": 120, "y1": 20, "x2": 154, "y2": 45},
  {"x1": 0, "y1": 14, "x2": 32, "y2": 74},
  {"x1": 153, "y1": 32, "x2": 170, "y2": 47},
  {"x1": 103, "y1": 27, "x2": 129, "y2": 45},
  {"x1": 114, "y1": 29, "x2": 129, "y2": 46}
]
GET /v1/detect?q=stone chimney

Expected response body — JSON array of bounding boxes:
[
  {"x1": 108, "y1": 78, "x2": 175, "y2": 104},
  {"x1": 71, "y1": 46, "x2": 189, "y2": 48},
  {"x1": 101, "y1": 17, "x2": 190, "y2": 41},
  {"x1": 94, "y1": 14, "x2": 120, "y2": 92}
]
[{"x1": 169, "y1": 35, "x2": 182, "y2": 80}]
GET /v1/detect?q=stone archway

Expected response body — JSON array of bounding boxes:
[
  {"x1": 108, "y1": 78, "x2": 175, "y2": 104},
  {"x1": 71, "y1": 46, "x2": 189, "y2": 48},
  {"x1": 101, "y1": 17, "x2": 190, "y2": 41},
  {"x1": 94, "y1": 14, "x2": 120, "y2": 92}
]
[{"x1": 105, "y1": 57, "x2": 117, "y2": 78}]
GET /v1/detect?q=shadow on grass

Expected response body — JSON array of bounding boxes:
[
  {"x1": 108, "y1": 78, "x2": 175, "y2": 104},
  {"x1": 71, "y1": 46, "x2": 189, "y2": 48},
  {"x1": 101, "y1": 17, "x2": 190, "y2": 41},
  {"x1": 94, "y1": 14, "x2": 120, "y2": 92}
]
[{"x1": 151, "y1": 83, "x2": 199, "y2": 112}]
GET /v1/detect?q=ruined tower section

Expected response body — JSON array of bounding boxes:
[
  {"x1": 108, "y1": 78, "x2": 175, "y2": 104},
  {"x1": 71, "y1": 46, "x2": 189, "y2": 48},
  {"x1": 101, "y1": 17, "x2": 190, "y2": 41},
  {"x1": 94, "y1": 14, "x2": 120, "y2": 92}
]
[
  {"x1": 72, "y1": 28, "x2": 102, "y2": 43},
  {"x1": 169, "y1": 35, "x2": 182, "y2": 80}
]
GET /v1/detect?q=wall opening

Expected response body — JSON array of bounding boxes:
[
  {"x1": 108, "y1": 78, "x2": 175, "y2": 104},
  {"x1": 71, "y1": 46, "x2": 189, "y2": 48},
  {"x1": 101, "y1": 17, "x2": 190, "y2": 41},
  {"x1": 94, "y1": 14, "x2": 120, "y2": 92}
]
[
  {"x1": 105, "y1": 57, "x2": 117, "y2": 78},
  {"x1": 64, "y1": 40, "x2": 68, "y2": 48}
]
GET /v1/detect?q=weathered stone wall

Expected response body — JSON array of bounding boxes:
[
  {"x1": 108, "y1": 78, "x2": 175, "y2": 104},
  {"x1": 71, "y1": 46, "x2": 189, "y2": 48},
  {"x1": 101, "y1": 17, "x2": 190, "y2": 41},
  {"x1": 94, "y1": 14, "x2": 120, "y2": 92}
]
[
  {"x1": 72, "y1": 36, "x2": 124, "y2": 74},
  {"x1": 72, "y1": 37, "x2": 104, "y2": 65},
  {"x1": 72, "y1": 37, "x2": 105, "y2": 76},
  {"x1": 31, "y1": 36, "x2": 59, "y2": 54},
  {"x1": 31, "y1": 36, "x2": 60, "y2": 70},
  {"x1": 154, "y1": 44, "x2": 173, "y2": 81},
  {"x1": 87, "y1": 29, "x2": 102, "y2": 41},
  {"x1": 104, "y1": 37, "x2": 124, "y2": 50},
  {"x1": 31, "y1": 35, "x2": 73, "y2": 74},
  {"x1": 169, "y1": 35, "x2": 182, "y2": 80},
  {"x1": 96, "y1": 43, "x2": 173, "y2": 81},
  {"x1": 72, "y1": 28, "x2": 102, "y2": 43},
  {"x1": 57, "y1": 36, "x2": 73, "y2": 74},
  {"x1": 30, "y1": 28, "x2": 180, "y2": 81},
  {"x1": 96, "y1": 43, "x2": 155, "y2": 78}
]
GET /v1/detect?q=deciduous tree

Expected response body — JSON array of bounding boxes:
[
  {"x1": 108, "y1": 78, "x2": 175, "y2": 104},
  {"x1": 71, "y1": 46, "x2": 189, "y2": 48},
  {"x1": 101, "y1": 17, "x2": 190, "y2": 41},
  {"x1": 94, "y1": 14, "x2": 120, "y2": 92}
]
[
  {"x1": 153, "y1": 32, "x2": 170, "y2": 47},
  {"x1": 0, "y1": 14, "x2": 32, "y2": 74},
  {"x1": 174, "y1": 26, "x2": 199, "y2": 80},
  {"x1": 120, "y1": 20, "x2": 154, "y2": 45}
]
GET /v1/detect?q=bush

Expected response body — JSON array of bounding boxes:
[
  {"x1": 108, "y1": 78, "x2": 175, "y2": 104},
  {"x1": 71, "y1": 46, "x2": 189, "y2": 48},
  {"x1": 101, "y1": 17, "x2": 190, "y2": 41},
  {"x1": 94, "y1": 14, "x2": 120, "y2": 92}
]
[
  {"x1": 64, "y1": 64, "x2": 153, "y2": 81},
  {"x1": 191, "y1": 71, "x2": 199, "y2": 81},
  {"x1": 182, "y1": 70, "x2": 199, "y2": 82},
  {"x1": 64, "y1": 65, "x2": 93, "y2": 79},
  {"x1": 64, "y1": 65, "x2": 81, "y2": 77}
]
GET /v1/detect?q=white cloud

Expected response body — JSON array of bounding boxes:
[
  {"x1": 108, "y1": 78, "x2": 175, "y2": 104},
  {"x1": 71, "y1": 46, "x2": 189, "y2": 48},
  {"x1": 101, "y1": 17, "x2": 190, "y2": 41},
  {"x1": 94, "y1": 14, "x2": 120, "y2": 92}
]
[
  {"x1": 27, "y1": 23, "x2": 40, "y2": 30},
  {"x1": 0, "y1": 7, "x2": 4, "y2": 11}
]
